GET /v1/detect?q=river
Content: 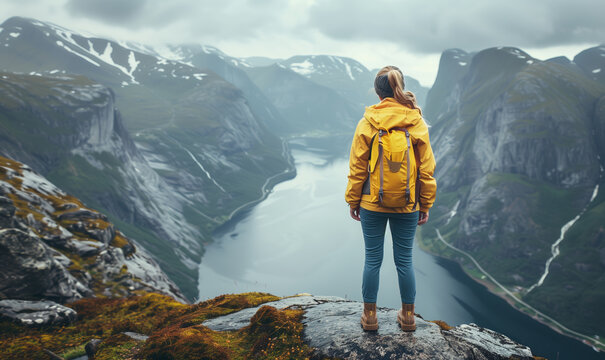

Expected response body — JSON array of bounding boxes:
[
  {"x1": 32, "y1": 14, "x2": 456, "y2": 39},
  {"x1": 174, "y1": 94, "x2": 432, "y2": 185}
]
[{"x1": 198, "y1": 139, "x2": 604, "y2": 360}]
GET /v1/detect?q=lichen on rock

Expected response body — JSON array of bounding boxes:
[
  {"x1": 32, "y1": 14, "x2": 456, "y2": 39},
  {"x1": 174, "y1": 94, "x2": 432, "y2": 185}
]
[{"x1": 0, "y1": 155, "x2": 186, "y2": 302}]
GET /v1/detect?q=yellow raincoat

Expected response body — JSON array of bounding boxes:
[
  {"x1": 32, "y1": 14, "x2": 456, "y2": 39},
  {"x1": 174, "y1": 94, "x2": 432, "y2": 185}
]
[{"x1": 345, "y1": 98, "x2": 436, "y2": 213}]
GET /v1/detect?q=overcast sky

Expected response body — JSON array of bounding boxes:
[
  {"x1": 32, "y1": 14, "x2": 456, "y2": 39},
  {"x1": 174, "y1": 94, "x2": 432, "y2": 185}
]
[{"x1": 2, "y1": 0, "x2": 604, "y2": 86}]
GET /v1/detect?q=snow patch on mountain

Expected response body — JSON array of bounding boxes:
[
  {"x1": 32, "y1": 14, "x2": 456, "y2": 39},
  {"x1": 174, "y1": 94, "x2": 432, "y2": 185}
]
[
  {"x1": 128, "y1": 52, "x2": 140, "y2": 82},
  {"x1": 56, "y1": 40, "x2": 100, "y2": 67},
  {"x1": 289, "y1": 59, "x2": 315, "y2": 76},
  {"x1": 344, "y1": 62, "x2": 355, "y2": 80},
  {"x1": 15, "y1": 19, "x2": 148, "y2": 84}
]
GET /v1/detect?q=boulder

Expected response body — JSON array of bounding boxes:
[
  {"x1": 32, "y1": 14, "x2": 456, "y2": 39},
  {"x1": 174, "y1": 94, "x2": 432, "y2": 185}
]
[
  {"x1": 0, "y1": 299, "x2": 76, "y2": 326},
  {"x1": 203, "y1": 295, "x2": 534, "y2": 360},
  {"x1": 0, "y1": 228, "x2": 91, "y2": 302},
  {"x1": 85, "y1": 338, "x2": 102, "y2": 357}
]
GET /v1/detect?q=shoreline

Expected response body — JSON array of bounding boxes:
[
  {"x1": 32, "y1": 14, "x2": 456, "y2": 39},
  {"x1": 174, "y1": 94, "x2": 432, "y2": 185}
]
[
  {"x1": 211, "y1": 132, "x2": 351, "y2": 236},
  {"x1": 416, "y1": 230, "x2": 604, "y2": 354},
  {"x1": 212, "y1": 138, "x2": 297, "y2": 237}
]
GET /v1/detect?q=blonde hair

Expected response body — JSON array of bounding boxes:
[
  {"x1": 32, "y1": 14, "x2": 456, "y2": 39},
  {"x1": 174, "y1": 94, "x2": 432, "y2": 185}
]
[{"x1": 375, "y1": 66, "x2": 422, "y2": 114}]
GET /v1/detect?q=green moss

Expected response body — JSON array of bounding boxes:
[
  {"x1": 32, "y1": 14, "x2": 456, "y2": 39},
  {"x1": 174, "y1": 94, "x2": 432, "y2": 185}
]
[
  {"x1": 0, "y1": 292, "x2": 286, "y2": 360},
  {"x1": 95, "y1": 333, "x2": 140, "y2": 360},
  {"x1": 140, "y1": 303, "x2": 311, "y2": 360},
  {"x1": 60, "y1": 344, "x2": 86, "y2": 359}
]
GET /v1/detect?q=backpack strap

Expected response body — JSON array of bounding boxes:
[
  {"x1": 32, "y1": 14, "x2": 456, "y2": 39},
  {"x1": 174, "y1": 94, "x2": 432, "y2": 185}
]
[
  {"x1": 390, "y1": 127, "x2": 412, "y2": 204},
  {"x1": 361, "y1": 132, "x2": 377, "y2": 195},
  {"x1": 403, "y1": 129, "x2": 411, "y2": 204},
  {"x1": 378, "y1": 129, "x2": 385, "y2": 204}
]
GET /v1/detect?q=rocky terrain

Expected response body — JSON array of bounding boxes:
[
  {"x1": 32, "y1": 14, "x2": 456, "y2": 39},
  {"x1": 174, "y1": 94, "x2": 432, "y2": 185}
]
[
  {"x1": 0, "y1": 292, "x2": 536, "y2": 360},
  {"x1": 420, "y1": 46, "x2": 605, "y2": 341},
  {"x1": 0, "y1": 155, "x2": 185, "y2": 309},
  {"x1": 204, "y1": 295, "x2": 535, "y2": 360}
]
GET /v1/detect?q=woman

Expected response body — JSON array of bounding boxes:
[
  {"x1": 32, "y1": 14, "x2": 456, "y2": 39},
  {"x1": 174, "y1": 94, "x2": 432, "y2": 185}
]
[{"x1": 345, "y1": 66, "x2": 436, "y2": 332}]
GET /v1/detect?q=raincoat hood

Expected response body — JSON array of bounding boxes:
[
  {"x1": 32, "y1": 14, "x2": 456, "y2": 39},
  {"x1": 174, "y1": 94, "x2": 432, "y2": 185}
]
[{"x1": 363, "y1": 98, "x2": 422, "y2": 130}]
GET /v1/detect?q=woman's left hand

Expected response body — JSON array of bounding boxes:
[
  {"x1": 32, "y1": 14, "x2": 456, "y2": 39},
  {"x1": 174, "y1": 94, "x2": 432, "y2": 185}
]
[{"x1": 418, "y1": 211, "x2": 429, "y2": 225}]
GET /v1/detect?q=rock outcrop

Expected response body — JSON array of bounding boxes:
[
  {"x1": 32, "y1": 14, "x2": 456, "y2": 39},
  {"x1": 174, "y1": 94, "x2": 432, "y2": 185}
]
[
  {"x1": 0, "y1": 299, "x2": 76, "y2": 326},
  {"x1": 0, "y1": 155, "x2": 186, "y2": 303},
  {"x1": 203, "y1": 295, "x2": 534, "y2": 360},
  {"x1": 0, "y1": 228, "x2": 91, "y2": 302},
  {"x1": 0, "y1": 292, "x2": 536, "y2": 359}
]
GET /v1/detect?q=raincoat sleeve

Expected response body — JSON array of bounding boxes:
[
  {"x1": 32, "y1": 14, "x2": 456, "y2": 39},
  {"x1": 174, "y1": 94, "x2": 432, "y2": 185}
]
[
  {"x1": 345, "y1": 119, "x2": 372, "y2": 208},
  {"x1": 412, "y1": 119, "x2": 437, "y2": 212}
]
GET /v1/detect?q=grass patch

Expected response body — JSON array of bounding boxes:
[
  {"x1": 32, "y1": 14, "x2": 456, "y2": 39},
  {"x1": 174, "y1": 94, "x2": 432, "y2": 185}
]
[{"x1": 0, "y1": 292, "x2": 302, "y2": 360}]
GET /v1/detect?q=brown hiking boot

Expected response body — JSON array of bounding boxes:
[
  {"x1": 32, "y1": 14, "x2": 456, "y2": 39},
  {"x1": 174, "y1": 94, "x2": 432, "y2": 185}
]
[
  {"x1": 361, "y1": 303, "x2": 378, "y2": 331},
  {"x1": 397, "y1": 303, "x2": 416, "y2": 331}
]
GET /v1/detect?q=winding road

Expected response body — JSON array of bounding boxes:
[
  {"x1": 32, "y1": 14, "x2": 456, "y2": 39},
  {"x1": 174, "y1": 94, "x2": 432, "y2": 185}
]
[{"x1": 435, "y1": 229, "x2": 604, "y2": 350}]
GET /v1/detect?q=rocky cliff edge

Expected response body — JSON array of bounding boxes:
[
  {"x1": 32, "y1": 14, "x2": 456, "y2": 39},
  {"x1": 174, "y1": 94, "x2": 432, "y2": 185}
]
[{"x1": 0, "y1": 292, "x2": 535, "y2": 359}]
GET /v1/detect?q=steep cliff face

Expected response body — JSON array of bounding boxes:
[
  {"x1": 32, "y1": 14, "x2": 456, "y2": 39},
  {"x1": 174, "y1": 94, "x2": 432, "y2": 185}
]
[
  {"x1": 0, "y1": 156, "x2": 185, "y2": 303},
  {"x1": 421, "y1": 46, "x2": 605, "y2": 339},
  {"x1": 424, "y1": 48, "x2": 472, "y2": 124},
  {"x1": 0, "y1": 72, "x2": 202, "y2": 299}
]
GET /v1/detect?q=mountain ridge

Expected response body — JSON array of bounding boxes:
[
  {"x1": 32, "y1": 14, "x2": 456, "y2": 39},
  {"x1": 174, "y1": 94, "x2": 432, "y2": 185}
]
[
  {"x1": 0, "y1": 16, "x2": 294, "y2": 299},
  {"x1": 420, "y1": 45, "x2": 605, "y2": 349}
]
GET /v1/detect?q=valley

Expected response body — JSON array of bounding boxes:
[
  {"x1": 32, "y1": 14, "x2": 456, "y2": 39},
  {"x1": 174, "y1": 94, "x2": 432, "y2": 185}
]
[{"x1": 1, "y1": 15, "x2": 605, "y2": 358}]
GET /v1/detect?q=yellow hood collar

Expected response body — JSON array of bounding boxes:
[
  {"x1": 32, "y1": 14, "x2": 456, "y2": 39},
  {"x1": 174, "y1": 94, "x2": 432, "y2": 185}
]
[{"x1": 363, "y1": 98, "x2": 421, "y2": 130}]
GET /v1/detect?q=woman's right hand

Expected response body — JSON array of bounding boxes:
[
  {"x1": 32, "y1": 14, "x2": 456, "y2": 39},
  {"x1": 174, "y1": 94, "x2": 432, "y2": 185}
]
[{"x1": 350, "y1": 206, "x2": 361, "y2": 221}]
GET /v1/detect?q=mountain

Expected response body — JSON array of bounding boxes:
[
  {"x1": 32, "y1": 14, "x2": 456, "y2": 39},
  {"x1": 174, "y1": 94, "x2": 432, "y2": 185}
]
[
  {"x1": 573, "y1": 45, "x2": 605, "y2": 86},
  {"x1": 419, "y1": 46, "x2": 605, "y2": 341},
  {"x1": 0, "y1": 155, "x2": 185, "y2": 303},
  {"x1": 244, "y1": 63, "x2": 360, "y2": 135},
  {"x1": 148, "y1": 44, "x2": 287, "y2": 132},
  {"x1": 423, "y1": 48, "x2": 473, "y2": 124},
  {"x1": 279, "y1": 55, "x2": 429, "y2": 109},
  {"x1": 242, "y1": 56, "x2": 282, "y2": 67},
  {"x1": 0, "y1": 71, "x2": 205, "y2": 299},
  {"x1": 281, "y1": 55, "x2": 376, "y2": 106},
  {"x1": 0, "y1": 17, "x2": 293, "y2": 300}
]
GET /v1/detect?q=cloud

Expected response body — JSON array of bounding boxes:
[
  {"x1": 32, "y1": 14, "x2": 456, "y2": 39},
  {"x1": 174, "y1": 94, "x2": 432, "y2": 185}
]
[
  {"x1": 66, "y1": 0, "x2": 149, "y2": 25},
  {"x1": 306, "y1": 0, "x2": 605, "y2": 53},
  {"x1": 64, "y1": 0, "x2": 300, "y2": 39}
]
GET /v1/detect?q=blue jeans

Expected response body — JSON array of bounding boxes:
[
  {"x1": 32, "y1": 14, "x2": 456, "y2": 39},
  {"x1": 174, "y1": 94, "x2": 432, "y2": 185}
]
[{"x1": 360, "y1": 208, "x2": 417, "y2": 304}]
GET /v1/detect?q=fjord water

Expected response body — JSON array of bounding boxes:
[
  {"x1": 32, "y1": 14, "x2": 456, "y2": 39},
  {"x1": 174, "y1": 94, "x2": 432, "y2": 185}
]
[{"x1": 198, "y1": 139, "x2": 603, "y2": 360}]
